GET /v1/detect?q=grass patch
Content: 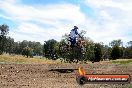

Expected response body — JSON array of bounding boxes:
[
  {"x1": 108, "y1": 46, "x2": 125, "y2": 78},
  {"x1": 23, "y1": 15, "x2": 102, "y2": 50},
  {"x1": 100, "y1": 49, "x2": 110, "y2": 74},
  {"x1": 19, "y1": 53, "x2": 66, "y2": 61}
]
[
  {"x1": 112, "y1": 59, "x2": 132, "y2": 65},
  {"x1": 0, "y1": 54, "x2": 60, "y2": 64},
  {"x1": 128, "y1": 85, "x2": 132, "y2": 88}
]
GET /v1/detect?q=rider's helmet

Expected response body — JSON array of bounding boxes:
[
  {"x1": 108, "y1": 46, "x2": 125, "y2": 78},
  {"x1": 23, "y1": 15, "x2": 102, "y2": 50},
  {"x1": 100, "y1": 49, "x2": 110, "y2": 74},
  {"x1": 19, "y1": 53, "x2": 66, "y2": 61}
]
[{"x1": 74, "y1": 26, "x2": 78, "y2": 29}]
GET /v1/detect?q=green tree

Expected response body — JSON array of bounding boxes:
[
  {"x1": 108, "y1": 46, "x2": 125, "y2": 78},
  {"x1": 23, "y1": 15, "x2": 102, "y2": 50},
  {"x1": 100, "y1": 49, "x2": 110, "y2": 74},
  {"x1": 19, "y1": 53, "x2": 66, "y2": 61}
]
[
  {"x1": 124, "y1": 41, "x2": 132, "y2": 58},
  {"x1": 111, "y1": 45, "x2": 123, "y2": 60},
  {"x1": 13, "y1": 42, "x2": 21, "y2": 54},
  {"x1": 109, "y1": 39, "x2": 123, "y2": 47},
  {"x1": 93, "y1": 43, "x2": 102, "y2": 62},
  {"x1": 82, "y1": 37, "x2": 95, "y2": 62},
  {"x1": 33, "y1": 42, "x2": 43, "y2": 56},
  {"x1": 43, "y1": 39, "x2": 58, "y2": 60},
  {"x1": 22, "y1": 46, "x2": 33, "y2": 58},
  {"x1": 19, "y1": 40, "x2": 29, "y2": 54},
  {"x1": 127, "y1": 41, "x2": 132, "y2": 46},
  {"x1": 100, "y1": 44, "x2": 112, "y2": 60},
  {"x1": 5, "y1": 37, "x2": 14, "y2": 54},
  {"x1": 109, "y1": 39, "x2": 123, "y2": 60},
  {"x1": 0, "y1": 24, "x2": 9, "y2": 54}
]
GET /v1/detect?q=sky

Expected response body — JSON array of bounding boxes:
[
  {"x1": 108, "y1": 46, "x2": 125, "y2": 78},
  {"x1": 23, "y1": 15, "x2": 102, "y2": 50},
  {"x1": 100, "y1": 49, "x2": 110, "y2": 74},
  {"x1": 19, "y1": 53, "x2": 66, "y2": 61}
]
[{"x1": 0, "y1": 0, "x2": 132, "y2": 46}]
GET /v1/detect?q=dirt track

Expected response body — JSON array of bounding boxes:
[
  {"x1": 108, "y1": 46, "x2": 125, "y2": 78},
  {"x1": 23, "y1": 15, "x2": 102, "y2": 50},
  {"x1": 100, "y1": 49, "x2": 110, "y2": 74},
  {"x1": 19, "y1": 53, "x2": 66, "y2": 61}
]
[{"x1": 0, "y1": 62, "x2": 132, "y2": 88}]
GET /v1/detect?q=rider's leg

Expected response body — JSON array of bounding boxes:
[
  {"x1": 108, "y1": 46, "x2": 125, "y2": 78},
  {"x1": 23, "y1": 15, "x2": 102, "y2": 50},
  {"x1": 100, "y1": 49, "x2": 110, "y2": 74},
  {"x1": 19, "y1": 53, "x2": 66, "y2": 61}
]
[
  {"x1": 68, "y1": 37, "x2": 74, "y2": 47},
  {"x1": 66, "y1": 37, "x2": 72, "y2": 46},
  {"x1": 73, "y1": 38, "x2": 76, "y2": 45},
  {"x1": 68, "y1": 37, "x2": 77, "y2": 47}
]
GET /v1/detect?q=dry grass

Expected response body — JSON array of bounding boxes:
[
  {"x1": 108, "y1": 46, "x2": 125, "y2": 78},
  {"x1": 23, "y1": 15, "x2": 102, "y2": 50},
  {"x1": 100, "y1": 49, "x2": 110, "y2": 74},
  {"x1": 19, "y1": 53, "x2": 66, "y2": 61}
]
[
  {"x1": 0, "y1": 54, "x2": 132, "y2": 65},
  {"x1": 0, "y1": 54, "x2": 60, "y2": 64},
  {"x1": 112, "y1": 59, "x2": 132, "y2": 65}
]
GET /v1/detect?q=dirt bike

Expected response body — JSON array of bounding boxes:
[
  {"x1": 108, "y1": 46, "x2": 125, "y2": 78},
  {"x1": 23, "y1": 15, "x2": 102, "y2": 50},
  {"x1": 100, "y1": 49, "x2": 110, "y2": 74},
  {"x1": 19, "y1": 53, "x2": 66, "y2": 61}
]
[
  {"x1": 65, "y1": 34, "x2": 86, "y2": 52},
  {"x1": 59, "y1": 35, "x2": 86, "y2": 63}
]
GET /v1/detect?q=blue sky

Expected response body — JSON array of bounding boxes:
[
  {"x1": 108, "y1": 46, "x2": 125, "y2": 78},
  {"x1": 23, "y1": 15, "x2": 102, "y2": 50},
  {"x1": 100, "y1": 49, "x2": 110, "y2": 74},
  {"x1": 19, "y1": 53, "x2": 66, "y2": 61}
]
[{"x1": 0, "y1": 0, "x2": 132, "y2": 46}]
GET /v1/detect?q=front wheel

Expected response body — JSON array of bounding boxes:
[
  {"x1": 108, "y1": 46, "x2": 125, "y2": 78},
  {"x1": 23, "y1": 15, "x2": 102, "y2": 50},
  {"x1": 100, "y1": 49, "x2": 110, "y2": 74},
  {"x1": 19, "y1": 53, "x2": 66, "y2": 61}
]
[{"x1": 66, "y1": 40, "x2": 71, "y2": 46}]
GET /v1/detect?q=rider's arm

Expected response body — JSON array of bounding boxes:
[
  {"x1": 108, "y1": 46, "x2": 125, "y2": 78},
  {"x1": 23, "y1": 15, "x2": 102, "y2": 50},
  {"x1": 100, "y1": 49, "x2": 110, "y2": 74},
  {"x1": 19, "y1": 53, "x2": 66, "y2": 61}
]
[
  {"x1": 75, "y1": 29, "x2": 81, "y2": 37},
  {"x1": 75, "y1": 29, "x2": 78, "y2": 35}
]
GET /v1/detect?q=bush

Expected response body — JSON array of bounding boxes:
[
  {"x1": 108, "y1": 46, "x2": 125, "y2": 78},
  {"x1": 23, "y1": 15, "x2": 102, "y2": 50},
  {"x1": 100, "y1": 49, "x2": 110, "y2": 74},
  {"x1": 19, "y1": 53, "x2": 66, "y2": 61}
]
[
  {"x1": 111, "y1": 45, "x2": 122, "y2": 60},
  {"x1": 22, "y1": 46, "x2": 33, "y2": 58}
]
